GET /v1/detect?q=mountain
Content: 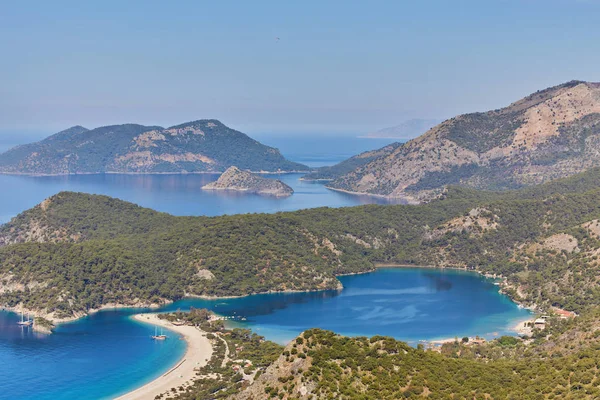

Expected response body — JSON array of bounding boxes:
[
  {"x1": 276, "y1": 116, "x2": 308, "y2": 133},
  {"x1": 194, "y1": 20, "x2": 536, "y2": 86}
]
[
  {"x1": 202, "y1": 166, "x2": 294, "y2": 197},
  {"x1": 327, "y1": 80, "x2": 600, "y2": 202},
  {"x1": 363, "y1": 118, "x2": 442, "y2": 139},
  {"x1": 0, "y1": 120, "x2": 308, "y2": 175}
]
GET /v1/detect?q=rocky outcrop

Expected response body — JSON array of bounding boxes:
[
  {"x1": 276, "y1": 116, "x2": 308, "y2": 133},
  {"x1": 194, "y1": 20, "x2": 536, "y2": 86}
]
[
  {"x1": 0, "y1": 120, "x2": 308, "y2": 175},
  {"x1": 202, "y1": 166, "x2": 294, "y2": 197},
  {"x1": 328, "y1": 81, "x2": 600, "y2": 202}
]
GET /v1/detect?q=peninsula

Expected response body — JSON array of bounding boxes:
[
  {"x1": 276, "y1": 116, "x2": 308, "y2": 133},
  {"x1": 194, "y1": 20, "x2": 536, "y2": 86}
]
[
  {"x1": 4, "y1": 166, "x2": 600, "y2": 325},
  {"x1": 202, "y1": 166, "x2": 294, "y2": 197}
]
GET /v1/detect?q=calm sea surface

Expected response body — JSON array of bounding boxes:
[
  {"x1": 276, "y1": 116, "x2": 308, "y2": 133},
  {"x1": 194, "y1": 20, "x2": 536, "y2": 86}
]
[
  {"x1": 0, "y1": 135, "x2": 399, "y2": 224},
  {"x1": 0, "y1": 135, "x2": 531, "y2": 399}
]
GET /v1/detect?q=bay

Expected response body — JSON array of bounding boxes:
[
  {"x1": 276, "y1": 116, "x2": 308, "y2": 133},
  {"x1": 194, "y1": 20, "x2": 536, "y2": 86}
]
[
  {"x1": 0, "y1": 268, "x2": 530, "y2": 400},
  {"x1": 0, "y1": 135, "x2": 531, "y2": 399}
]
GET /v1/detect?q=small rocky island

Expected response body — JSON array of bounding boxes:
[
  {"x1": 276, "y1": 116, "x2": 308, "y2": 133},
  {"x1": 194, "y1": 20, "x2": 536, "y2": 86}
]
[{"x1": 202, "y1": 166, "x2": 294, "y2": 197}]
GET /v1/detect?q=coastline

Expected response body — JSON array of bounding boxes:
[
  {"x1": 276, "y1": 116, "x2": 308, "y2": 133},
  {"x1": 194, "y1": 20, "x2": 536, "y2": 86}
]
[
  {"x1": 0, "y1": 301, "x2": 170, "y2": 332},
  {"x1": 3, "y1": 264, "x2": 527, "y2": 329},
  {"x1": 322, "y1": 185, "x2": 415, "y2": 204},
  {"x1": 115, "y1": 313, "x2": 213, "y2": 400},
  {"x1": 202, "y1": 186, "x2": 293, "y2": 198}
]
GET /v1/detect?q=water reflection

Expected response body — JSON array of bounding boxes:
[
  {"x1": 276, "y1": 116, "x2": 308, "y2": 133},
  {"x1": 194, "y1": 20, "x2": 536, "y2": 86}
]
[
  {"x1": 0, "y1": 173, "x2": 402, "y2": 224},
  {"x1": 421, "y1": 272, "x2": 453, "y2": 291}
]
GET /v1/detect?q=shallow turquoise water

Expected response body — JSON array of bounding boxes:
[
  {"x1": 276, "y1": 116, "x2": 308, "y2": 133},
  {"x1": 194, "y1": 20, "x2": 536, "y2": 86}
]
[
  {"x1": 166, "y1": 268, "x2": 532, "y2": 344},
  {"x1": 0, "y1": 268, "x2": 530, "y2": 399}
]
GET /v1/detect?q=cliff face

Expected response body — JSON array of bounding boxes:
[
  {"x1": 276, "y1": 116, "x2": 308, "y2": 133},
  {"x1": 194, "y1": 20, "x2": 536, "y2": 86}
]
[
  {"x1": 0, "y1": 120, "x2": 308, "y2": 175},
  {"x1": 202, "y1": 166, "x2": 294, "y2": 197},
  {"x1": 328, "y1": 81, "x2": 600, "y2": 202}
]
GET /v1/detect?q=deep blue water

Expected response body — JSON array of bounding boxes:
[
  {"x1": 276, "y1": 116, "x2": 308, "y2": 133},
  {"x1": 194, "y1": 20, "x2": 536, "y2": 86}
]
[{"x1": 0, "y1": 268, "x2": 530, "y2": 400}]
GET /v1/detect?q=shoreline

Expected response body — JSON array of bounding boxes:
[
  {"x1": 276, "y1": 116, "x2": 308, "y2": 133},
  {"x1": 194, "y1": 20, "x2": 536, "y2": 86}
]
[
  {"x1": 0, "y1": 170, "x2": 312, "y2": 177},
  {"x1": 115, "y1": 313, "x2": 213, "y2": 400},
  {"x1": 3, "y1": 264, "x2": 527, "y2": 329},
  {"x1": 0, "y1": 301, "x2": 170, "y2": 330},
  {"x1": 322, "y1": 185, "x2": 416, "y2": 204}
]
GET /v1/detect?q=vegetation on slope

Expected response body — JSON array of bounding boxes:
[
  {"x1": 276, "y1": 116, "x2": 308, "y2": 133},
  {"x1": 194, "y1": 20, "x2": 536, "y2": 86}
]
[
  {"x1": 236, "y1": 328, "x2": 600, "y2": 399},
  {"x1": 157, "y1": 310, "x2": 284, "y2": 400},
  {"x1": 6, "y1": 168, "x2": 600, "y2": 320}
]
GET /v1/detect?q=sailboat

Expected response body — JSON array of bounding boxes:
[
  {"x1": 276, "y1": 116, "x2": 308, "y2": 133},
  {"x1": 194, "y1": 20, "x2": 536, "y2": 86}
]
[
  {"x1": 16, "y1": 310, "x2": 33, "y2": 327},
  {"x1": 151, "y1": 326, "x2": 167, "y2": 340}
]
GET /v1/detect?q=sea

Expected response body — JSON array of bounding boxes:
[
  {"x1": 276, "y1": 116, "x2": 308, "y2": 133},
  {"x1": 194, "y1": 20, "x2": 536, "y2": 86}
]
[{"x1": 0, "y1": 134, "x2": 532, "y2": 399}]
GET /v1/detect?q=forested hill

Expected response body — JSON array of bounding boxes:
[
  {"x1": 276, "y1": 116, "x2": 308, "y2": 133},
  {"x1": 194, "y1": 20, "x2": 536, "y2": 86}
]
[
  {"x1": 6, "y1": 168, "x2": 600, "y2": 320},
  {"x1": 324, "y1": 80, "x2": 600, "y2": 202},
  {"x1": 0, "y1": 120, "x2": 308, "y2": 174}
]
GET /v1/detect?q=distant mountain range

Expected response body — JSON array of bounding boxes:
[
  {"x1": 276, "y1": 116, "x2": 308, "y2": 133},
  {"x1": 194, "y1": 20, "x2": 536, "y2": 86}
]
[
  {"x1": 363, "y1": 118, "x2": 442, "y2": 139},
  {"x1": 0, "y1": 120, "x2": 308, "y2": 175},
  {"x1": 315, "y1": 80, "x2": 600, "y2": 202}
]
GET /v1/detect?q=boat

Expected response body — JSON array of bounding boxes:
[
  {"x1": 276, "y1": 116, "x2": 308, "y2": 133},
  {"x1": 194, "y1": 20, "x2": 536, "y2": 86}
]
[
  {"x1": 151, "y1": 326, "x2": 167, "y2": 340},
  {"x1": 16, "y1": 310, "x2": 33, "y2": 327}
]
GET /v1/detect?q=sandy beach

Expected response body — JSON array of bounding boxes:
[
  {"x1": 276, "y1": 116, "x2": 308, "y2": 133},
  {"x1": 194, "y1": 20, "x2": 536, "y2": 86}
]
[
  {"x1": 115, "y1": 313, "x2": 213, "y2": 400},
  {"x1": 511, "y1": 318, "x2": 535, "y2": 336}
]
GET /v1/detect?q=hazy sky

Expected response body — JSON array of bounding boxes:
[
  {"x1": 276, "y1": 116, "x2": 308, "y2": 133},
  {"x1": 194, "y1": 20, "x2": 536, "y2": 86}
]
[{"x1": 1, "y1": 0, "x2": 599, "y2": 136}]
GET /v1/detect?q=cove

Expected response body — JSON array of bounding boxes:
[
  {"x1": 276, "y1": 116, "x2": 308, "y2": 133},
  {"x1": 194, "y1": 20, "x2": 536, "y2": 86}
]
[
  {"x1": 167, "y1": 267, "x2": 532, "y2": 344},
  {"x1": 0, "y1": 268, "x2": 531, "y2": 399}
]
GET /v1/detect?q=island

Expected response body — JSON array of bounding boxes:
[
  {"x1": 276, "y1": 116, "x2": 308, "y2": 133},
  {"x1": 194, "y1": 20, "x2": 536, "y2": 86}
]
[
  {"x1": 202, "y1": 166, "x2": 294, "y2": 197},
  {"x1": 0, "y1": 119, "x2": 308, "y2": 175}
]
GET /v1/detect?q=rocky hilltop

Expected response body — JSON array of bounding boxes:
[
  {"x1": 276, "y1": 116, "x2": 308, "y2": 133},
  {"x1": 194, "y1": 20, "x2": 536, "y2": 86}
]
[
  {"x1": 328, "y1": 80, "x2": 600, "y2": 202},
  {"x1": 0, "y1": 120, "x2": 308, "y2": 175},
  {"x1": 202, "y1": 166, "x2": 294, "y2": 197}
]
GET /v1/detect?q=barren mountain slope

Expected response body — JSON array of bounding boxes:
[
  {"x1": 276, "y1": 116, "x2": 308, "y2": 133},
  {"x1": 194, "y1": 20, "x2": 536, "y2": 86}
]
[{"x1": 329, "y1": 81, "x2": 600, "y2": 202}]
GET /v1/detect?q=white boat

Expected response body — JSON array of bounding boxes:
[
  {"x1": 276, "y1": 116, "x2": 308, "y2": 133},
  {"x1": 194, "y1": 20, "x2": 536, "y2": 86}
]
[
  {"x1": 16, "y1": 311, "x2": 33, "y2": 327},
  {"x1": 151, "y1": 326, "x2": 167, "y2": 340}
]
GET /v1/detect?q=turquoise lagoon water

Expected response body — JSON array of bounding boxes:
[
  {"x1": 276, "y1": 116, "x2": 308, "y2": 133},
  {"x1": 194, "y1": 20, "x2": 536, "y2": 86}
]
[{"x1": 0, "y1": 268, "x2": 531, "y2": 399}]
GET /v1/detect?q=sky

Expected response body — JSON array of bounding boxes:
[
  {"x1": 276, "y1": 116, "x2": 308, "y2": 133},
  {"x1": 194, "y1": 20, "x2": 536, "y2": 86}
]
[{"x1": 1, "y1": 0, "x2": 599, "y2": 139}]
